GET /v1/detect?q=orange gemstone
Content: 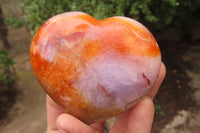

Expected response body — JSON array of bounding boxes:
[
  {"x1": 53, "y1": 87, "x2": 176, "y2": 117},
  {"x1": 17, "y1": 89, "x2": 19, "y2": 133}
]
[{"x1": 30, "y1": 12, "x2": 161, "y2": 124}]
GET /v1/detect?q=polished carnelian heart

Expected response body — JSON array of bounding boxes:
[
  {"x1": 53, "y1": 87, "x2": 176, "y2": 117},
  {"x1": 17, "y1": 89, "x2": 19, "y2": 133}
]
[{"x1": 30, "y1": 12, "x2": 161, "y2": 124}]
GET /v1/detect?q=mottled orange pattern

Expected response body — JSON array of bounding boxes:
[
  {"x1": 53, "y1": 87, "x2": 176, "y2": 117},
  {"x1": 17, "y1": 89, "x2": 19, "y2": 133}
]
[{"x1": 30, "y1": 12, "x2": 160, "y2": 124}]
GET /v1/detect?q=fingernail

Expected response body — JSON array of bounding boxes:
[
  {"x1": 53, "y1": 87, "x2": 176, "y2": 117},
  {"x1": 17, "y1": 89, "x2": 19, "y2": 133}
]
[
  {"x1": 142, "y1": 96, "x2": 152, "y2": 103},
  {"x1": 56, "y1": 124, "x2": 69, "y2": 133},
  {"x1": 56, "y1": 117, "x2": 69, "y2": 133}
]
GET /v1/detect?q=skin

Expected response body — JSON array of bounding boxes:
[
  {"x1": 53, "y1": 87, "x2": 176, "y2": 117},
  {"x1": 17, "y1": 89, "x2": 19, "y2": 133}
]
[{"x1": 46, "y1": 62, "x2": 166, "y2": 133}]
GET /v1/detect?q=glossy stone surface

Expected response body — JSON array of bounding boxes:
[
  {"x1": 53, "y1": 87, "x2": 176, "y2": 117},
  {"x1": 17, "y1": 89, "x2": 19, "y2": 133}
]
[{"x1": 30, "y1": 12, "x2": 161, "y2": 124}]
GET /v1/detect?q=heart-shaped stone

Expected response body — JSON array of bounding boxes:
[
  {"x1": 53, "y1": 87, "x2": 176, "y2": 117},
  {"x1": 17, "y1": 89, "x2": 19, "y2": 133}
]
[{"x1": 30, "y1": 12, "x2": 161, "y2": 124}]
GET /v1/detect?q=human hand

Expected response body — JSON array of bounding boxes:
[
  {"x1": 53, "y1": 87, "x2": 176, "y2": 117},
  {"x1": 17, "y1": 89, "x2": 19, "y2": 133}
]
[{"x1": 47, "y1": 62, "x2": 166, "y2": 133}]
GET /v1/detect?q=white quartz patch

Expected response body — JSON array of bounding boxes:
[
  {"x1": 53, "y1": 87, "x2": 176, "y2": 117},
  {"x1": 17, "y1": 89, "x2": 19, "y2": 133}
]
[
  {"x1": 72, "y1": 51, "x2": 161, "y2": 109},
  {"x1": 60, "y1": 95, "x2": 72, "y2": 108}
]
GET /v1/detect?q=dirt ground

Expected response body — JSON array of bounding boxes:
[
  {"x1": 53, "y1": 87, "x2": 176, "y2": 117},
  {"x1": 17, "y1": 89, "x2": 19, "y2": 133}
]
[
  {"x1": 0, "y1": 1, "x2": 200, "y2": 132},
  {"x1": 0, "y1": 25, "x2": 47, "y2": 133},
  {"x1": 159, "y1": 45, "x2": 200, "y2": 133},
  {"x1": 152, "y1": 31, "x2": 200, "y2": 132}
]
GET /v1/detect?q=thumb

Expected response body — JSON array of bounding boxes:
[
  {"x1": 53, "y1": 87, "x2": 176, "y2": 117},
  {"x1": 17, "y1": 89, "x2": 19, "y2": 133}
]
[{"x1": 56, "y1": 114, "x2": 99, "y2": 133}]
